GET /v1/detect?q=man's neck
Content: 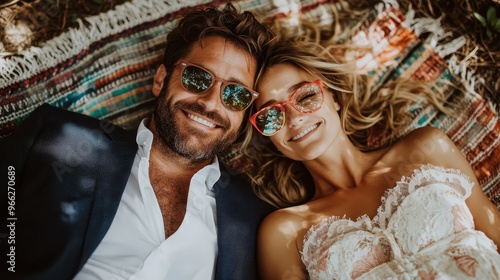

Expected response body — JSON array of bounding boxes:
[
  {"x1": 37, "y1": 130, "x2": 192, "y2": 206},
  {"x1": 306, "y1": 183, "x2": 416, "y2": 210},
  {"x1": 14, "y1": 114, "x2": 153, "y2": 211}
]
[
  {"x1": 149, "y1": 137, "x2": 212, "y2": 178},
  {"x1": 148, "y1": 139, "x2": 214, "y2": 237}
]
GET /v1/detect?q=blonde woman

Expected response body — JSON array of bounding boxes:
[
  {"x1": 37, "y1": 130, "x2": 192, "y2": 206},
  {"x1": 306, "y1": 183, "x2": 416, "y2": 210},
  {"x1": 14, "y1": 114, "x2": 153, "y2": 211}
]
[{"x1": 242, "y1": 38, "x2": 500, "y2": 279}]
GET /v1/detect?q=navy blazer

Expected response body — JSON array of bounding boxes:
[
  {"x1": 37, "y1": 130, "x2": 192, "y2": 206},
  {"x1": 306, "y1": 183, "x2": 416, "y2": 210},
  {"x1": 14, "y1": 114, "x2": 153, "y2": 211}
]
[{"x1": 0, "y1": 104, "x2": 274, "y2": 280}]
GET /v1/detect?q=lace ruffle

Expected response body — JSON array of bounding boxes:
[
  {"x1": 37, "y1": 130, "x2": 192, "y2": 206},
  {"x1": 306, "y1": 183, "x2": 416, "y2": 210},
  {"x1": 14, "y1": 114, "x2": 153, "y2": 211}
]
[
  {"x1": 303, "y1": 164, "x2": 473, "y2": 250},
  {"x1": 301, "y1": 164, "x2": 478, "y2": 279},
  {"x1": 374, "y1": 164, "x2": 473, "y2": 228}
]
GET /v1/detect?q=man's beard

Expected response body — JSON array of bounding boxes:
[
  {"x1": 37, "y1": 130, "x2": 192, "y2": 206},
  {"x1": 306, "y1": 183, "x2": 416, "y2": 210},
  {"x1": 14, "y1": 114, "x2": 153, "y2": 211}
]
[{"x1": 153, "y1": 91, "x2": 239, "y2": 163}]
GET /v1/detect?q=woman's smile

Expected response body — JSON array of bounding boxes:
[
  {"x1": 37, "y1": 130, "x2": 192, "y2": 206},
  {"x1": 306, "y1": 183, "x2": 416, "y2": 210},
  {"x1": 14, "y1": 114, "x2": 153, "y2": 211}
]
[{"x1": 289, "y1": 122, "x2": 320, "y2": 142}]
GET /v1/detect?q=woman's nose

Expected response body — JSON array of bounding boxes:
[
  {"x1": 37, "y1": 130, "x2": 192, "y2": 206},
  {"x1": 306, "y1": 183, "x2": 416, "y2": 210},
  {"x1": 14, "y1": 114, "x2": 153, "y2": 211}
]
[{"x1": 286, "y1": 104, "x2": 304, "y2": 127}]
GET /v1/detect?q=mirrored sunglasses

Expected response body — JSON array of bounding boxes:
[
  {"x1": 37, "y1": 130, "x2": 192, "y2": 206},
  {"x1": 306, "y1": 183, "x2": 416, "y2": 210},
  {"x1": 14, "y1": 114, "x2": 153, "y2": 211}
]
[
  {"x1": 250, "y1": 80, "x2": 324, "y2": 136},
  {"x1": 176, "y1": 60, "x2": 259, "y2": 111}
]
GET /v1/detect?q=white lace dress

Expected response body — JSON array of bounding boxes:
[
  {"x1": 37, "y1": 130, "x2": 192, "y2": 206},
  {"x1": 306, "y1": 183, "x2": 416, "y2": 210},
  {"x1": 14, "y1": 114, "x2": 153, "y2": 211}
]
[{"x1": 302, "y1": 165, "x2": 500, "y2": 279}]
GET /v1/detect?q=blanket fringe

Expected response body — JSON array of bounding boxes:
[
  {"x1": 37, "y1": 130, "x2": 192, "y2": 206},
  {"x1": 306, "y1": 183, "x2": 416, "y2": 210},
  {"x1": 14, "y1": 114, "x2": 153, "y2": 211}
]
[
  {"x1": 0, "y1": 0, "x2": 212, "y2": 89},
  {"x1": 447, "y1": 54, "x2": 485, "y2": 96},
  {"x1": 380, "y1": 0, "x2": 482, "y2": 100},
  {"x1": 0, "y1": 0, "x2": 485, "y2": 109}
]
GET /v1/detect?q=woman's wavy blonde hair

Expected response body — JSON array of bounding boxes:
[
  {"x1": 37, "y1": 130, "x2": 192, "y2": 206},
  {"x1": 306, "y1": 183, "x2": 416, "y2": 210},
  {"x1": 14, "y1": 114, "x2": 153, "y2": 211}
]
[{"x1": 240, "y1": 19, "x2": 453, "y2": 209}]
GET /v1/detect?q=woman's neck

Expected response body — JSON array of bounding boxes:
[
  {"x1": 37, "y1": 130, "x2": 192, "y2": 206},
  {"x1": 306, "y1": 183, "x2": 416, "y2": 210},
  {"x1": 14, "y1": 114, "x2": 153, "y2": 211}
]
[{"x1": 304, "y1": 134, "x2": 387, "y2": 199}]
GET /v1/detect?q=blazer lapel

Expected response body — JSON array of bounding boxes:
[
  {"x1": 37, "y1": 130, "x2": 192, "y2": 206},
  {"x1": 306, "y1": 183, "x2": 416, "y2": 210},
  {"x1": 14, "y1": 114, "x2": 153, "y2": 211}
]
[
  {"x1": 77, "y1": 126, "x2": 137, "y2": 270},
  {"x1": 214, "y1": 168, "x2": 275, "y2": 280}
]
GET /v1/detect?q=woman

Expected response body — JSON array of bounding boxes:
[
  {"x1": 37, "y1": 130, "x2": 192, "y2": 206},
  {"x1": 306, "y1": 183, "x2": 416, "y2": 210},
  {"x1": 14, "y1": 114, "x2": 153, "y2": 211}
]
[{"x1": 241, "y1": 36, "x2": 500, "y2": 279}]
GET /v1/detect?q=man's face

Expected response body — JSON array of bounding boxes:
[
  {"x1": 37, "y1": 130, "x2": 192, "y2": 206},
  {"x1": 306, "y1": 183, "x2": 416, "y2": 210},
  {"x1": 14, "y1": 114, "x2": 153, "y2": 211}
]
[{"x1": 152, "y1": 35, "x2": 257, "y2": 162}]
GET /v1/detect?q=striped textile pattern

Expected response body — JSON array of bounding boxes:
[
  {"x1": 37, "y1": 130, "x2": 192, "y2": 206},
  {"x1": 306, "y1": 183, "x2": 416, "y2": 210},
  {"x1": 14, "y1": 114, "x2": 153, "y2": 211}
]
[
  {"x1": 0, "y1": 0, "x2": 231, "y2": 135},
  {"x1": 352, "y1": 6, "x2": 500, "y2": 206},
  {"x1": 0, "y1": 0, "x2": 498, "y2": 207}
]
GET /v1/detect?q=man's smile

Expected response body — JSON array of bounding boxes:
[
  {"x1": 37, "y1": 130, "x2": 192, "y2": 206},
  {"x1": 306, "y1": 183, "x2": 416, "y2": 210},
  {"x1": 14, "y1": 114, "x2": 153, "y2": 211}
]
[{"x1": 187, "y1": 113, "x2": 217, "y2": 128}]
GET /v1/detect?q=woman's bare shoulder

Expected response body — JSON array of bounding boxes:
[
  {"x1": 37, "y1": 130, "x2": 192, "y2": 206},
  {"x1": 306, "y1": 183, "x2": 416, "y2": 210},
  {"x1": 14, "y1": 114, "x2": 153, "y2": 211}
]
[
  {"x1": 388, "y1": 126, "x2": 469, "y2": 170},
  {"x1": 262, "y1": 204, "x2": 311, "y2": 230},
  {"x1": 398, "y1": 126, "x2": 450, "y2": 148},
  {"x1": 257, "y1": 206, "x2": 311, "y2": 279},
  {"x1": 391, "y1": 127, "x2": 454, "y2": 158}
]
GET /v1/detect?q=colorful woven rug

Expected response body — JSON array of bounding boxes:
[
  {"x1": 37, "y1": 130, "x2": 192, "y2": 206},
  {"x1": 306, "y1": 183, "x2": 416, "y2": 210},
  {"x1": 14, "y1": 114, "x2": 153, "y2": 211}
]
[
  {"x1": 347, "y1": 5, "x2": 500, "y2": 205},
  {"x1": 0, "y1": 0, "x2": 499, "y2": 207},
  {"x1": 340, "y1": 4, "x2": 500, "y2": 204}
]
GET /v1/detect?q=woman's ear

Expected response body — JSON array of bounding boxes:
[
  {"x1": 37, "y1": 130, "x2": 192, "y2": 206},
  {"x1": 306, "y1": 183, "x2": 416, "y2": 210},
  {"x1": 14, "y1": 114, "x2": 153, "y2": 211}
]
[
  {"x1": 331, "y1": 94, "x2": 341, "y2": 111},
  {"x1": 334, "y1": 101, "x2": 341, "y2": 111},
  {"x1": 153, "y1": 64, "x2": 167, "y2": 97},
  {"x1": 328, "y1": 89, "x2": 341, "y2": 111}
]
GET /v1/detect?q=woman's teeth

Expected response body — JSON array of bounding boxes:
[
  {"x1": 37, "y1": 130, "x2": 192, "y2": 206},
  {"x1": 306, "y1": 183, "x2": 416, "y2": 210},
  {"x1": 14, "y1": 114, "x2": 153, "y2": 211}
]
[{"x1": 292, "y1": 124, "x2": 318, "y2": 140}]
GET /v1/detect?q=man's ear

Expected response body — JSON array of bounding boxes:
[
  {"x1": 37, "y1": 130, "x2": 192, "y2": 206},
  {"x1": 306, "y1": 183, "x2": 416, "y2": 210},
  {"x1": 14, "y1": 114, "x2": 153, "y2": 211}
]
[{"x1": 153, "y1": 64, "x2": 167, "y2": 97}]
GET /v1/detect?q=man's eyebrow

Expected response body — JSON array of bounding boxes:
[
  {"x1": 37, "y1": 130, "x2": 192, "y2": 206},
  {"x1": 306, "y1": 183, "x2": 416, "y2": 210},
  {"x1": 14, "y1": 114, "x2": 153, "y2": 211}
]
[
  {"x1": 193, "y1": 61, "x2": 251, "y2": 87},
  {"x1": 257, "y1": 81, "x2": 310, "y2": 110}
]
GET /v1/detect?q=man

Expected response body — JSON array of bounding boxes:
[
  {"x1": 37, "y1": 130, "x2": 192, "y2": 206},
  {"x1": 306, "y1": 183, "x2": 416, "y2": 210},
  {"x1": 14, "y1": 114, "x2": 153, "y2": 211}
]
[{"x1": 0, "y1": 4, "x2": 275, "y2": 279}]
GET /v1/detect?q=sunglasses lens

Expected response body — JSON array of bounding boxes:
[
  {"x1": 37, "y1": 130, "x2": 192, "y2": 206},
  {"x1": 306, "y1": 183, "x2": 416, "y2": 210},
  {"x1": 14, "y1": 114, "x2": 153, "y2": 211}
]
[
  {"x1": 182, "y1": 66, "x2": 212, "y2": 93},
  {"x1": 255, "y1": 106, "x2": 285, "y2": 136},
  {"x1": 294, "y1": 83, "x2": 323, "y2": 112},
  {"x1": 222, "y1": 84, "x2": 253, "y2": 111}
]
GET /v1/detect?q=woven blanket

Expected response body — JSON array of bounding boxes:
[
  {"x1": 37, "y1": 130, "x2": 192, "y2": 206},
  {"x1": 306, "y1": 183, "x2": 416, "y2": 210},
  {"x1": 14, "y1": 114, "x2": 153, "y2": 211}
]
[{"x1": 0, "y1": 0, "x2": 499, "y2": 207}]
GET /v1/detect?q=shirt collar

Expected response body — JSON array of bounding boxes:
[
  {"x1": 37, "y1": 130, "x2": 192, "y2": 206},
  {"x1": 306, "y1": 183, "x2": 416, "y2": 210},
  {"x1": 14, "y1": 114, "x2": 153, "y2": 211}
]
[
  {"x1": 136, "y1": 119, "x2": 154, "y2": 158},
  {"x1": 198, "y1": 157, "x2": 221, "y2": 194}
]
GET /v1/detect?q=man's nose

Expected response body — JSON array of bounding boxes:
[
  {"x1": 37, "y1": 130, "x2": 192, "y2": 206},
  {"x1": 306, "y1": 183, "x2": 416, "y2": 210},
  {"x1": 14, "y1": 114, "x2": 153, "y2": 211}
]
[{"x1": 197, "y1": 82, "x2": 223, "y2": 111}]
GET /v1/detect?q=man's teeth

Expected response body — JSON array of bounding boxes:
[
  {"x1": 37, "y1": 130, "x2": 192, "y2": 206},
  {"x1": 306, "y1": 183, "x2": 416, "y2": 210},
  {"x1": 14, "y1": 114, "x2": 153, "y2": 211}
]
[
  {"x1": 188, "y1": 113, "x2": 216, "y2": 128},
  {"x1": 292, "y1": 124, "x2": 318, "y2": 140}
]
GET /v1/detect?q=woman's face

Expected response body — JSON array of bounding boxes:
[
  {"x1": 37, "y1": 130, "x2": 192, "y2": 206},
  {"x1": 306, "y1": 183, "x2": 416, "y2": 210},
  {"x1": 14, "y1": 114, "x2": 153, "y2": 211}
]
[{"x1": 255, "y1": 63, "x2": 342, "y2": 161}]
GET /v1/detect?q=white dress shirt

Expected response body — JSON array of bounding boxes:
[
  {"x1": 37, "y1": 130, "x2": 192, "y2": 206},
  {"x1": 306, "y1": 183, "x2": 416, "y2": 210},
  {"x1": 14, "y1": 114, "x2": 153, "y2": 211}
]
[{"x1": 75, "y1": 120, "x2": 220, "y2": 280}]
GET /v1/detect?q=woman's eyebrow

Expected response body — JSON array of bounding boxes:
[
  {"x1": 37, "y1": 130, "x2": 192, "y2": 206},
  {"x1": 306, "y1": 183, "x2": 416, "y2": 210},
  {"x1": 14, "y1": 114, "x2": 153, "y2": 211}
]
[
  {"x1": 257, "y1": 81, "x2": 310, "y2": 110},
  {"x1": 289, "y1": 81, "x2": 308, "y2": 93},
  {"x1": 258, "y1": 99, "x2": 278, "y2": 110}
]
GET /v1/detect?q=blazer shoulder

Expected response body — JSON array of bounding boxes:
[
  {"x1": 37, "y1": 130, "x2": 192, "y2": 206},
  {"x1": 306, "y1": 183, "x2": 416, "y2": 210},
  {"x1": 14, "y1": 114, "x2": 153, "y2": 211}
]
[
  {"x1": 216, "y1": 163, "x2": 276, "y2": 217},
  {"x1": 27, "y1": 103, "x2": 135, "y2": 142}
]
